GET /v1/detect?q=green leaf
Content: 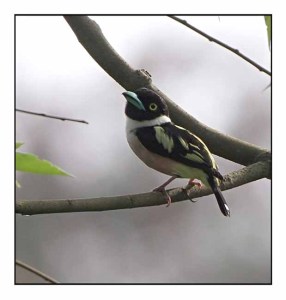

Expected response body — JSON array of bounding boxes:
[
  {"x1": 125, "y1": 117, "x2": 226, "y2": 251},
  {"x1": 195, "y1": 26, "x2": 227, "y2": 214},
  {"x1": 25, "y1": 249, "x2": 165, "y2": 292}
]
[
  {"x1": 16, "y1": 180, "x2": 21, "y2": 188},
  {"x1": 264, "y1": 16, "x2": 271, "y2": 49},
  {"x1": 16, "y1": 152, "x2": 71, "y2": 176},
  {"x1": 16, "y1": 142, "x2": 24, "y2": 149}
]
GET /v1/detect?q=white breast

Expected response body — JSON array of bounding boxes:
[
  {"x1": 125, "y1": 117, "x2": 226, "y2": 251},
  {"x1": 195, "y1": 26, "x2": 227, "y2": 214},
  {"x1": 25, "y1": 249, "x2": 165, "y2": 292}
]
[
  {"x1": 126, "y1": 131, "x2": 177, "y2": 176},
  {"x1": 125, "y1": 115, "x2": 175, "y2": 175}
]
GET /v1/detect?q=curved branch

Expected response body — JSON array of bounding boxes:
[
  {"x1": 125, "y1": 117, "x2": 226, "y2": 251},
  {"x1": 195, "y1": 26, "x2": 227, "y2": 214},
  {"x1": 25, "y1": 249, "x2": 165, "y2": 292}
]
[
  {"x1": 63, "y1": 16, "x2": 270, "y2": 166},
  {"x1": 16, "y1": 160, "x2": 270, "y2": 215},
  {"x1": 168, "y1": 16, "x2": 271, "y2": 76},
  {"x1": 16, "y1": 259, "x2": 59, "y2": 284}
]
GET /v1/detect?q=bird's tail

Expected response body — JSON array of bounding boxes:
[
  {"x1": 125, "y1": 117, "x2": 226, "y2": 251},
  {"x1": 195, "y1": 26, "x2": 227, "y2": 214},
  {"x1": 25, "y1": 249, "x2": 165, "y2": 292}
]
[{"x1": 212, "y1": 185, "x2": 230, "y2": 217}]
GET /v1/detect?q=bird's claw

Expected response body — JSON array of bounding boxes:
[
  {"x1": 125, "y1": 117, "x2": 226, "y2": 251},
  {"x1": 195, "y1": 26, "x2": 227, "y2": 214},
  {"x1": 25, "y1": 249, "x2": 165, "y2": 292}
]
[
  {"x1": 186, "y1": 179, "x2": 203, "y2": 189},
  {"x1": 153, "y1": 187, "x2": 172, "y2": 207},
  {"x1": 183, "y1": 179, "x2": 203, "y2": 203}
]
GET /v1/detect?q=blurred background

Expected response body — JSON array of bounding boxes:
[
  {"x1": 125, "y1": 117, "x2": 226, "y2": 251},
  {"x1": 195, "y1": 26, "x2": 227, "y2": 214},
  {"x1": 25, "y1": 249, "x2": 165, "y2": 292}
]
[{"x1": 16, "y1": 15, "x2": 271, "y2": 283}]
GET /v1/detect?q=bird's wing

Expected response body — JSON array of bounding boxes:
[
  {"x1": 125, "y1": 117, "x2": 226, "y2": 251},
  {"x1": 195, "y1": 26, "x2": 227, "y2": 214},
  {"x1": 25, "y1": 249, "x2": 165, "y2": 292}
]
[{"x1": 135, "y1": 123, "x2": 222, "y2": 179}]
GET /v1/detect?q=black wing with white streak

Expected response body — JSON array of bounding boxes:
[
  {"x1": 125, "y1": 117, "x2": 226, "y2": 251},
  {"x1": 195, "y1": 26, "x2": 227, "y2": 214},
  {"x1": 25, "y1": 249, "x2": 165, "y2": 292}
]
[
  {"x1": 135, "y1": 122, "x2": 221, "y2": 178},
  {"x1": 136, "y1": 122, "x2": 230, "y2": 216}
]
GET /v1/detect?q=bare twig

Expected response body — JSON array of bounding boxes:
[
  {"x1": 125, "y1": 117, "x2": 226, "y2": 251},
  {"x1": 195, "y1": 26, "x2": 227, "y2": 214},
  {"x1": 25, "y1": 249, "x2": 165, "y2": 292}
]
[
  {"x1": 16, "y1": 108, "x2": 89, "y2": 124},
  {"x1": 16, "y1": 160, "x2": 270, "y2": 215},
  {"x1": 64, "y1": 16, "x2": 270, "y2": 166},
  {"x1": 16, "y1": 259, "x2": 59, "y2": 284},
  {"x1": 168, "y1": 16, "x2": 271, "y2": 76}
]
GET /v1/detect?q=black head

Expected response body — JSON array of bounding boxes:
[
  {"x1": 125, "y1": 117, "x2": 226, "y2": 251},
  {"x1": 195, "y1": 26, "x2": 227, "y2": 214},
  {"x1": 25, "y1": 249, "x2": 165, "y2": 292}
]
[{"x1": 122, "y1": 88, "x2": 169, "y2": 121}]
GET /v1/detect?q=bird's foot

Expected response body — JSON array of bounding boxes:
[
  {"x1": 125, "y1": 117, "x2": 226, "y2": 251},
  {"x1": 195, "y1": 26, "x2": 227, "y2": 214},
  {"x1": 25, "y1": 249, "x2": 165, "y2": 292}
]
[
  {"x1": 153, "y1": 186, "x2": 172, "y2": 207},
  {"x1": 183, "y1": 179, "x2": 203, "y2": 203},
  {"x1": 185, "y1": 179, "x2": 203, "y2": 190}
]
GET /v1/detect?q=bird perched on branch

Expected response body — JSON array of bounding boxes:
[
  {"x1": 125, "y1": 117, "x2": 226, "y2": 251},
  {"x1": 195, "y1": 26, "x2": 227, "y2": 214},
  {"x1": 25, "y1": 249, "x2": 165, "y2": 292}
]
[{"x1": 122, "y1": 87, "x2": 230, "y2": 217}]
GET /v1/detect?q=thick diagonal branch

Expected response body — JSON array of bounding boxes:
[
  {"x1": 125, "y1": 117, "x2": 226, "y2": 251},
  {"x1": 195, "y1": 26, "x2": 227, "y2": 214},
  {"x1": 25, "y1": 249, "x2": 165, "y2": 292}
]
[
  {"x1": 16, "y1": 160, "x2": 270, "y2": 215},
  {"x1": 63, "y1": 16, "x2": 270, "y2": 167}
]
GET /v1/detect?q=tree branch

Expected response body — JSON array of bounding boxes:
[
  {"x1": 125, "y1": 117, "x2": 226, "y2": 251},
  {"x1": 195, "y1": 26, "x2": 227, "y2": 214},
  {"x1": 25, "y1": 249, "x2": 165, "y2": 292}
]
[
  {"x1": 16, "y1": 160, "x2": 270, "y2": 215},
  {"x1": 16, "y1": 259, "x2": 59, "y2": 283},
  {"x1": 168, "y1": 16, "x2": 271, "y2": 76},
  {"x1": 63, "y1": 16, "x2": 270, "y2": 167},
  {"x1": 16, "y1": 108, "x2": 89, "y2": 124}
]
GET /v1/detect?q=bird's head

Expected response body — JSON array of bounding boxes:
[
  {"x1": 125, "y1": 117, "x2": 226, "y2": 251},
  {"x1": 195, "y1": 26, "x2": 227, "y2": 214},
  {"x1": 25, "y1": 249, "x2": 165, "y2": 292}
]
[{"x1": 123, "y1": 88, "x2": 169, "y2": 121}]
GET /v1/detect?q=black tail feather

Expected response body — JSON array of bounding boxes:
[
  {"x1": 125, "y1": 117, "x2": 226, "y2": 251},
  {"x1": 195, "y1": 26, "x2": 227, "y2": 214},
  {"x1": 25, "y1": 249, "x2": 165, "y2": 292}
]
[{"x1": 213, "y1": 186, "x2": 230, "y2": 217}]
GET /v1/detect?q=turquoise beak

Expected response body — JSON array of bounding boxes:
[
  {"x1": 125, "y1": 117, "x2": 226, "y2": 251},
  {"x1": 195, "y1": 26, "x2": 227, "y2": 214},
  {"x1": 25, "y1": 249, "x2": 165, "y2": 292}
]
[{"x1": 122, "y1": 91, "x2": 146, "y2": 111}]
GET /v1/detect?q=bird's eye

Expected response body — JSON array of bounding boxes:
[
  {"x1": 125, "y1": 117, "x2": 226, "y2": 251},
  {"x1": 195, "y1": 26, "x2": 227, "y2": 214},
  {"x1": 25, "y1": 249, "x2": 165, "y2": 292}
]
[{"x1": 149, "y1": 103, "x2": 158, "y2": 111}]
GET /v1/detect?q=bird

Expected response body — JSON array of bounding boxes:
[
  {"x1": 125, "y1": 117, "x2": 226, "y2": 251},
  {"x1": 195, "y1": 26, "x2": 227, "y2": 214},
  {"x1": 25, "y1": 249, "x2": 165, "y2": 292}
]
[{"x1": 122, "y1": 87, "x2": 230, "y2": 217}]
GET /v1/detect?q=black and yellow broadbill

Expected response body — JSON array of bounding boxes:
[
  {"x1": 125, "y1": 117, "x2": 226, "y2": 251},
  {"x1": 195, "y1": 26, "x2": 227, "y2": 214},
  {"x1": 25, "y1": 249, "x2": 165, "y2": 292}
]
[{"x1": 123, "y1": 88, "x2": 230, "y2": 217}]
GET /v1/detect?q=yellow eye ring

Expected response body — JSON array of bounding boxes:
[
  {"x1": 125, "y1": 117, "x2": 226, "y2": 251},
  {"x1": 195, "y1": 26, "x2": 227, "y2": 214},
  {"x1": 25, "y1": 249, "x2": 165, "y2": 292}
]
[{"x1": 149, "y1": 103, "x2": 158, "y2": 111}]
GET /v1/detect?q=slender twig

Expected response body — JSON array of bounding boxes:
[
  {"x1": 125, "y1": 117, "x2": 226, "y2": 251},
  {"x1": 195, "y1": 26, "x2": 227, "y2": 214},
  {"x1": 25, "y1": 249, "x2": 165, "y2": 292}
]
[
  {"x1": 16, "y1": 160, "x2": 270, "y2": 215},
  {"x1": 16, "y1": 259, "x2": 59, "y2": 284},
  {"x1": 168, "y1": 16, "x2": 271, "y2": 76},
  {"x1": 64, "y1": 16, "x2": 270, "y2": 166},
  {"x1": 16, "y1": 108, "x2": 89, "y2": 124}
]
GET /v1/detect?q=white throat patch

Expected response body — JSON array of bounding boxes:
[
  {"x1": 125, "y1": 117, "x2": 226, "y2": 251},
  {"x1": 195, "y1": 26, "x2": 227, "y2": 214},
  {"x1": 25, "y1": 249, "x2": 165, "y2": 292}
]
[{"x1": 126, "y1": 115, "x2": 171, "y2": 132}]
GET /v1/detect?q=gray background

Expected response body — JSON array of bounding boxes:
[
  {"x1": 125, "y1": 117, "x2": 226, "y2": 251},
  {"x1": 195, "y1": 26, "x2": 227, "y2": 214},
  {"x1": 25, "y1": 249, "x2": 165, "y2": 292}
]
[{"x1": 16, "y1": 16, "x2": 271, "y2": 283}]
